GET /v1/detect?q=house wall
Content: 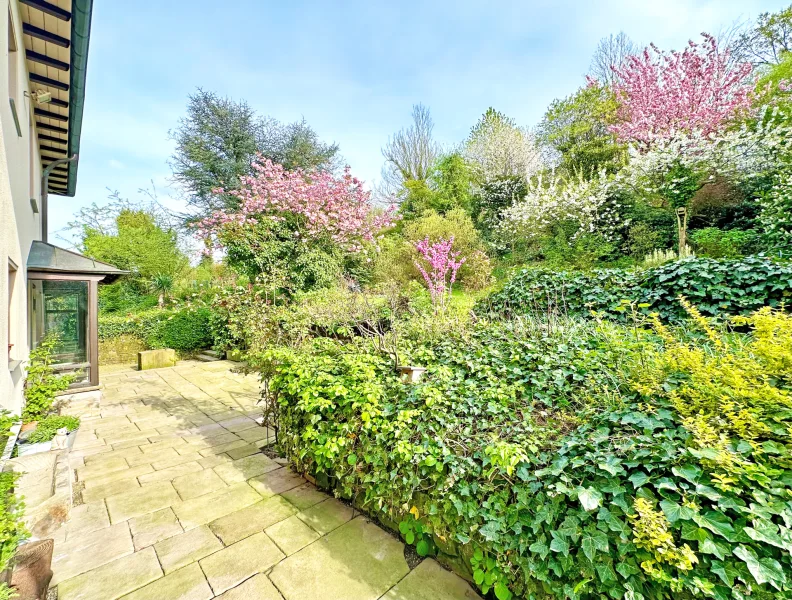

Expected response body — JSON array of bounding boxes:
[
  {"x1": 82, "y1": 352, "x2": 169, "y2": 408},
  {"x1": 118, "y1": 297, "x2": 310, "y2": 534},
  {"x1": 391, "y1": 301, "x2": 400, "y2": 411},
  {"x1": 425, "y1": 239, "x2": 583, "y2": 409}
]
[{"x1": 1, "y1": 0, "x2": 44, "y2": 415}]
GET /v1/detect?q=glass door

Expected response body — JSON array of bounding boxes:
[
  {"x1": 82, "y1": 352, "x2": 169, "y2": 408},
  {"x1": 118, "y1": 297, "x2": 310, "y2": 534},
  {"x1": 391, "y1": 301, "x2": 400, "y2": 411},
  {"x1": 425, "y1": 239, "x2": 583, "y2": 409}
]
[{"x1": 28, "y1": 279, "x2": 90, "y2": 384}]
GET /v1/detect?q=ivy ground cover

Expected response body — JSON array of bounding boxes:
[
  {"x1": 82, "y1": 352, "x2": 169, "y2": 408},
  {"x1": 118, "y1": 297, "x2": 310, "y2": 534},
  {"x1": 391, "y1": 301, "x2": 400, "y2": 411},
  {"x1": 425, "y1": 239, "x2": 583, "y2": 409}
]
[{"x1": 262, "y1": 306, "x2": 792, "y2": 600}]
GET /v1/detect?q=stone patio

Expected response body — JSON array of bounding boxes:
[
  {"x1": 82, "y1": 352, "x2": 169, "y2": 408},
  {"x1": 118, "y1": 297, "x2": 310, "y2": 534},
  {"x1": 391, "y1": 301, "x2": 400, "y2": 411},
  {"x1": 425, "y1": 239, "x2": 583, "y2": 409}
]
[{"x1": 34, "y1": 360, "x2": 481, "y2": 600}]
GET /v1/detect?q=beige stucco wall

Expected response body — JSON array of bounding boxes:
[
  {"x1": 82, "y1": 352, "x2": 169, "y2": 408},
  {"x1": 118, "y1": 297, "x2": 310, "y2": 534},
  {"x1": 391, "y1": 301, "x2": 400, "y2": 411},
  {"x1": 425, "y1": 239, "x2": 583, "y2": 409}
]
[{"x1": 1, "y1": 0, "x2": 44, "y2": 415}]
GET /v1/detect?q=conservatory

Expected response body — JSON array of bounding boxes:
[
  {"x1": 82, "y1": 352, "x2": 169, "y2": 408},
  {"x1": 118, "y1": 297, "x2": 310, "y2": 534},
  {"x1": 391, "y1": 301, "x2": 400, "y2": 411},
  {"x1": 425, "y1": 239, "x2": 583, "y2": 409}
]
[{"x1": 26, "y1": 241, "x2": 125, "y2": 390}]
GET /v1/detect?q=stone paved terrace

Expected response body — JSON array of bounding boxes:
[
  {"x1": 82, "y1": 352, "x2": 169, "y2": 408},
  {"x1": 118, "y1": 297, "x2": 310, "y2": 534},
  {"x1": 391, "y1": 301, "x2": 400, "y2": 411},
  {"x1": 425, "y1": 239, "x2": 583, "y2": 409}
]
[{"x1": 40, "y1": 360, "x2": 482, "y2": 600}]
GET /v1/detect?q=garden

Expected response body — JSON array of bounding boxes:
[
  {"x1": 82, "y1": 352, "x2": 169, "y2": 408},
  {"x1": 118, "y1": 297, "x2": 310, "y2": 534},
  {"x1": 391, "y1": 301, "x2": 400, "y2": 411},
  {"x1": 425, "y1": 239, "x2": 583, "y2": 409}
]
[{"x1": 45, "y1": 7, "x2": 792, "y2": 599}]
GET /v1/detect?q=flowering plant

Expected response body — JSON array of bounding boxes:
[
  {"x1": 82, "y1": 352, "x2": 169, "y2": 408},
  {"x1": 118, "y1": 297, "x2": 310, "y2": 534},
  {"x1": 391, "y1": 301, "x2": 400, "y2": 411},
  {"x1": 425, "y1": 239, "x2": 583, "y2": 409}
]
[
  {"x1": 617, "y1": 106, "x2": 792, "y2": 201},
  {"x1": 610, "y1": 34, "x2": 754, "y2": 143},
  {"x1": 498, "y1": 170, "x2": 621, "y2": 244},
  {"x1": 413, "y1": 237, "x2": 466, "y2": 310},
  {"x1": 195, "y1": 159, "x2": 397, "y2": 253}
]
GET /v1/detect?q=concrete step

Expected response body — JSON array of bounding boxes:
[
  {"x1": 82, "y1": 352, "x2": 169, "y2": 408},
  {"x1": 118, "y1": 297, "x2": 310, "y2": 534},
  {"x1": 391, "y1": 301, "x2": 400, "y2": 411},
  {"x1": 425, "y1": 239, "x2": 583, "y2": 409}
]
[
  {"x1": 203, "y1": 349, "x2": 222, "y2": 358},
  {"x1": 197, "y1": 353, "x2": 220, "y2": 362}
]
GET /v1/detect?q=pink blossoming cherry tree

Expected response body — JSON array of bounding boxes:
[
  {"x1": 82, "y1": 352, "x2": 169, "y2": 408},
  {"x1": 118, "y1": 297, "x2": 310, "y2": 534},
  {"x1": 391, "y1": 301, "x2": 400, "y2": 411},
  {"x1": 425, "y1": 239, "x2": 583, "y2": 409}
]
[
  {"x1": 195, "y1": 158, "x2": 397, "y2": 253},
  {"x1": 413, "y1": 237, "x2": 466, "y2": 311},
  {"x1": 609, "y1": 33, "x2": 754, "y2": 144}
]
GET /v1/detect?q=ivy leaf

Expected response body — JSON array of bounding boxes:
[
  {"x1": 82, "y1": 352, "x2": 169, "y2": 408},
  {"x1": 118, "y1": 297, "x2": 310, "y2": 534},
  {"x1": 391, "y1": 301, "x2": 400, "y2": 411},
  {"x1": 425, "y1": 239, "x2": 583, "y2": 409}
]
[
  {"x1": 744, "y1": 521, "x2": 789, "y2": 552},
  {"x1": 733, "y1": 545, "x2": 787, "y2": 589},
  {"x1": 479, "y1": 521, "x2": 502, "y2": 543},
  {"x1": 694, "y1": 511, "x2": 735, "y2": 541},
  {"x1": 628, "y1": 471, "x2": 649, "y2": 488},
  {"x1": 580, "y1": 529, "x2": 609, "y2": 561},
  {"x1": 347, "y1": 454, "x2": 357, "y2": 465},
  {"x1": 528, "y1": 539, "x2": 550, "y2": 560},
  {"x1": 550, "y1": 535, "x2": 570, "y2": 556},
  {"x1": 672, "y1": 464, "x2": 701, "y2": 483},
  {"x1": 660, "y1": 500, "x2": 695, "y2": 523},
  {"x1": 711, "y1": 560, "x2": 740, "y2": 587},
  {"x1": 577, "y1": 487, "x2": 603, "y2": 511}
]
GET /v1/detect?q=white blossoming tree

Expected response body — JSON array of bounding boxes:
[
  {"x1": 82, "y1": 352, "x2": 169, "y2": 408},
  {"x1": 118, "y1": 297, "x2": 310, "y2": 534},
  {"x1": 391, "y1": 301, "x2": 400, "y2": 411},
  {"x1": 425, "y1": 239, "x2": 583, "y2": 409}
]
[
  {"x1": 498, "y1": 170, "x2": 621, "y2": 246},
  {"x1": 464, "y1": 108, "x2": 544, "y2": 184},
  {"x1": 616, "y1": 106, "x2": 792, "y2": 252}
]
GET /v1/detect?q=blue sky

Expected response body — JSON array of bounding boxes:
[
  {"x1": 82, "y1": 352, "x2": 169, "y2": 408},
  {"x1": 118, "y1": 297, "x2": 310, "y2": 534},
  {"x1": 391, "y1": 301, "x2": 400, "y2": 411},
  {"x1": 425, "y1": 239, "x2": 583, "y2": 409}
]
[{"x1": 51, "y1": 0, "x2": 790, "y2": 246}]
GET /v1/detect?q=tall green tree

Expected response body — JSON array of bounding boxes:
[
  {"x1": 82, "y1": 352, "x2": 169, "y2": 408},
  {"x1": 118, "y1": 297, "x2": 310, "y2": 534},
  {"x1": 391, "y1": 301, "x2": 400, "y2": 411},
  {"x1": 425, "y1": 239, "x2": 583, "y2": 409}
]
[
  {"x1": 537, "y1": 84, "x2": 625, "y2": 176},
  {"x1": 170, "y1": 89, "x2": 338, "y2": 219},
  {"x1": 80, "y1": 209, "x2": 187, "y2": 279},
  {"x1": 733, "y1": 4, "x2": 792, "y2": 66}
]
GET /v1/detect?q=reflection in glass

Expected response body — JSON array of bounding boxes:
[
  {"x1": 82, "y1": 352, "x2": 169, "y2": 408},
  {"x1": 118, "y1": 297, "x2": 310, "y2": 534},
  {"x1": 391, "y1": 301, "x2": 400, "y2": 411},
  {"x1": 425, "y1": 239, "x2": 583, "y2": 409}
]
[{"x1": 28, "y1": 279, "x2": 90, "y2": 384}]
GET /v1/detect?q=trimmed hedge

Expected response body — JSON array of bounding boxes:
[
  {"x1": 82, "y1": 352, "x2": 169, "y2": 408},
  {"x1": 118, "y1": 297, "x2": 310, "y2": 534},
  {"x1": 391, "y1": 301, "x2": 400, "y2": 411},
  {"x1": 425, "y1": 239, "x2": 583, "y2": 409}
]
[
  {"x1": 99, "y1": 307, "x2": 212, "y2": 352},
  {"x1": 478, "y1": 256, "x2": 792, "y2": 321}
]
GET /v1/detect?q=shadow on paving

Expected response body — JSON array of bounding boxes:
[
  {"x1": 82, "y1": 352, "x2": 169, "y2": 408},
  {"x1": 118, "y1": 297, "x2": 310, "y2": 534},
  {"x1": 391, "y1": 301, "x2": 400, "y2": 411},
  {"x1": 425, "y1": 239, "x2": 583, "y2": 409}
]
[{"x1": 38, "y1": 359, "x2": 481, "y2": 600}]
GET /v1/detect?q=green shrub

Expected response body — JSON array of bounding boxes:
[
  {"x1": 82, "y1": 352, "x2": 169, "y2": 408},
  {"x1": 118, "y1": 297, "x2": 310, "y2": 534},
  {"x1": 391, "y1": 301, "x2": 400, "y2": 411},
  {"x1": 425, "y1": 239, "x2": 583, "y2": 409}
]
[
  {"x1": 99, "y1": 306, "x2": 212, "y2": 352},
  {"x1": 0, "y1": 472, "x2": 26, "y2": 574},
  {"x1": 23, "y1": 335, "x2": 74, "y2": 421},
  {"x1": 26, "y1": 415, "x2": 80, "y2": 444},
  {"x1": 690, "y1": 227, "x2": 759, "y2": 259},
  {"x1": 265, "y1": 307, "x2": 792, "y2": 599},
  {"x1": 374, "y1": 209, "x2": 491, "y2": 289},
  {"x1": 146, "y1": 308, "x2": 212, "y2": 351},
  {"x1": 479, "y1": 255, "x2": 792, "y2": 322}
]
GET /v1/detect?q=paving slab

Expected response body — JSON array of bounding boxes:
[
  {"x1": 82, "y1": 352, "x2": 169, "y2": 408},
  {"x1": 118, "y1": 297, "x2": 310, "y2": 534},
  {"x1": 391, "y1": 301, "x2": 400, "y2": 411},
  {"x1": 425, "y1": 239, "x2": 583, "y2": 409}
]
[
  {"x1": 138, "y1": 461, "x2": 203, "y2": 484},
  {"x1": 65, "y1": 501, "x2": 110, "y2": 539},
  {"x1": 248, "y1": 468, "x2": 304, "y2": 499},
  {"x1": 209, "y1": 497, "x2": 297, "y2": 545},
  {"x1": 214, "y1": 574, "x2": 284, "y2": 600},
  {"x1": 269, "y1": 517, "x2": 409, "y2": 600},
  {"x1": 172, "y1": 482, "x2": 261, "y2": 529},
  {"x1": 381, "y1": 558, "x2": 483, "y2": 600},
  {"x1": 279, "y1": 482, "x2": 329, "y2": 510},
  {"x1": 118, "y1": 563, "x2": 212, "y2": 600},
  {"x1": 199, "y1": 531, "x2": 284, "y2": 595},
  {"x1": 211, "y1": 454, "x2": 277, "y2": 485},
  {"x1": 82, "y1": 476, "x2": 141, "y2": 503},
  {"x1": 57, "y1": 546, "x2": 163, "y2": 600},
  {"x1": 129, "y1": 508, "x2": 183, "y2": 550},
  {"x1": 296, "y1": 498, "x2": 355, "y2": 536},
  {"x1": 265, "y1": 515, "x2": 321, "y2": 556},
  {"x1": 81, "y1": 463, "x2": 154, "y2": 488},
  {"x1": 154, "y1": 525, "x2": 224, "y2": 574},
  {"x1": 172, "y1": 468, "x2": 228, "y2": 501},
  {"x1": 106, "y1": 481, "x2": 180, "y2": 523},
  {"x1": 52, "y1": 521, "x2": 133, "y2": 586}
]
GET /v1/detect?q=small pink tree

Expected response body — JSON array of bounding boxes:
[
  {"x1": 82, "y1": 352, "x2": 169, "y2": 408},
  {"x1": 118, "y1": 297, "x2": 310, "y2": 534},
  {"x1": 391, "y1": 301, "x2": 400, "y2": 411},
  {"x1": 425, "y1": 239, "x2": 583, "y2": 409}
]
[
  {"x1": 413, "y1": 237, "x2": 465, "y2": 311},
  {"x1": 196, "y1": 158, "x2": 397, "y2": 252},
  {"x1": 610, "y1": 34, "x2": 753, "y2": 144}
]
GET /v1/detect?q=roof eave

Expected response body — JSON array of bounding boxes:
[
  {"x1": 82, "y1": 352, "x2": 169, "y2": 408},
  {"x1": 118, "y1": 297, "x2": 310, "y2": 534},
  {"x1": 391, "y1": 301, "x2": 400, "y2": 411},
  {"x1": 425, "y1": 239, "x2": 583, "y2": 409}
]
[{"x1": 63, "y1": 0, "x2": 93, "y2": 197}]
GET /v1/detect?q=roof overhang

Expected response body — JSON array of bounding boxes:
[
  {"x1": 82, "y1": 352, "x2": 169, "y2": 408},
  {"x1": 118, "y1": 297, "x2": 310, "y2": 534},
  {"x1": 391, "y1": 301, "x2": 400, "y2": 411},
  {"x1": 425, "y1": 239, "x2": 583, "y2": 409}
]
[
  {"x1": 27, "y1": 241, "x2": 128, "y2": 282},
  {"x1": 20, "y1": 0, "x2": 93, "y2": 197}
]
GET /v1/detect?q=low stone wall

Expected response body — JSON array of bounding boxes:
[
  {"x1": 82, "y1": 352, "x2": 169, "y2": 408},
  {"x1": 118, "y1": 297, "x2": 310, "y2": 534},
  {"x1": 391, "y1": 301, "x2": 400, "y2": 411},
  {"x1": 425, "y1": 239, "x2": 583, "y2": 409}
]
[
  {"x1": 137, "y1": 349, "x2": 176, "y2": 370},
  {"x1": 99, "y1": 335, "x2": 146, "y2": 365}
]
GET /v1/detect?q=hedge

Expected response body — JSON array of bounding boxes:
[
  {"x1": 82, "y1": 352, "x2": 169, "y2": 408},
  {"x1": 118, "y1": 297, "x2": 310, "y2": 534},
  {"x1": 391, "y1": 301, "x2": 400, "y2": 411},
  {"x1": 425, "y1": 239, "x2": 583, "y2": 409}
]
[
  {"x1": 477, "y1": 255, "x2": 792, "y2": 321},
  {"x1": 98, "y1": 307, "x2": 212, "y2": 352},
  {"x1": 262, "y1": 308, "x2": 792, "y2": 599}
]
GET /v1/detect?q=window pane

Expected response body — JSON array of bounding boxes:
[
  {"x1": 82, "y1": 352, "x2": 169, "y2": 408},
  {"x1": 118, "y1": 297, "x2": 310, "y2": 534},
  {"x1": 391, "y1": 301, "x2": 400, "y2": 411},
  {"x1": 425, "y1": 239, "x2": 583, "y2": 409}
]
[{"x1": 29, "y1": 279, "x2": 90, "y2": 384}]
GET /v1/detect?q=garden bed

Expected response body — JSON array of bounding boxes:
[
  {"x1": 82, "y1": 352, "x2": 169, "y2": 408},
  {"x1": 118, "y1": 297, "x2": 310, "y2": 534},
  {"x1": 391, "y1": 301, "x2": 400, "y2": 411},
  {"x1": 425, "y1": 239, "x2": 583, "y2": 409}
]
[{"x1": 263, "y1": 306, "x2": 792, "y2": 599}]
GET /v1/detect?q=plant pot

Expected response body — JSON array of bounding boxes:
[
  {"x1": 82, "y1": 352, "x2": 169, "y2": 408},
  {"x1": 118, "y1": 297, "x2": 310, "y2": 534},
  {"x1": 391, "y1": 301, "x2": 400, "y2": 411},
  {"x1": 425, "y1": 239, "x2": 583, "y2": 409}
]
[
  {"x1": 10, "y1": 539, "x2": 54, "y2": 600},
  {"x1": 19, "y1": 422, "x2": 37, "y2": 433}
]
